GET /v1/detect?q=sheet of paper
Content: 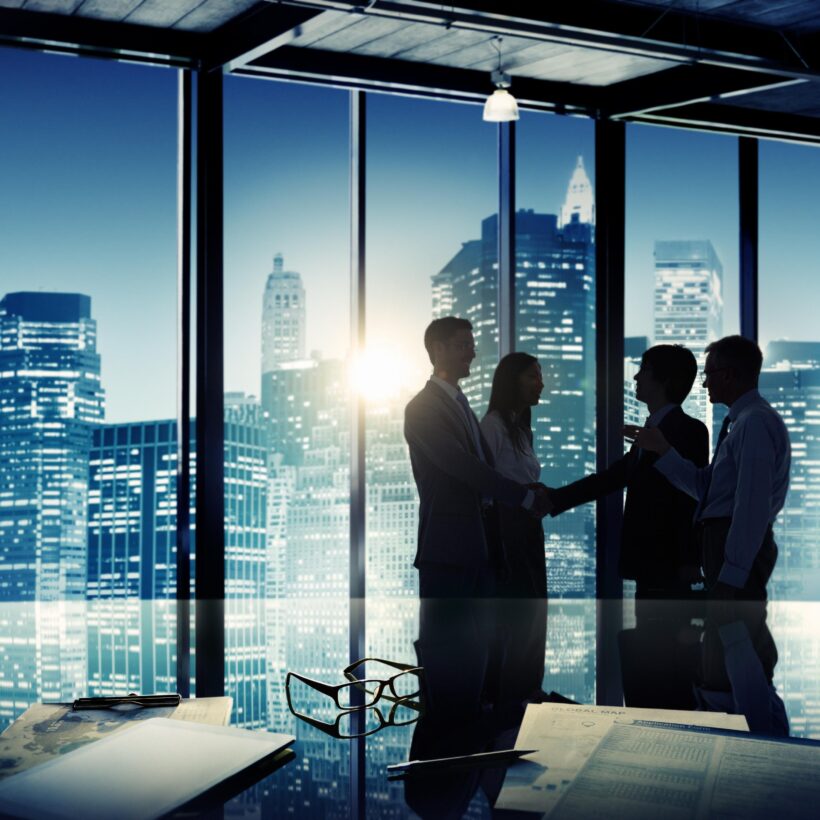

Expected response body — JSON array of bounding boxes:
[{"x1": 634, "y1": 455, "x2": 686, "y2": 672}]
[
  {"x1": 495, "y1": 703, "x2": 748, "y2": 815},
  {"x1": 0, "y1": 717, "x2": 294, "y2": 820},
  {"x1": 0, "y1": 697, "x2": 233, "y2": 780},
  {"x1": 551, "y1": 722, "x2": 820, "y2": 820},
  {"x1": 171, "y1": 696, "x2": 233, "y2": 726}
]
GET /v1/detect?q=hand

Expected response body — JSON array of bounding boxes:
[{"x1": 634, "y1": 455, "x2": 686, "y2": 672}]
[
  {"x1": 528, "y1": 483, "x2": 553, "y2": 518},
  {"x1": 623, "y1": 424, "x2": 670, "y2": 456}
]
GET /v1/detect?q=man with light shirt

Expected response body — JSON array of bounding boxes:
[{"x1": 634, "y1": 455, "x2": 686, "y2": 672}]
[{"x1": 627, "y1": 335, "x2": 791, "y2": 600}]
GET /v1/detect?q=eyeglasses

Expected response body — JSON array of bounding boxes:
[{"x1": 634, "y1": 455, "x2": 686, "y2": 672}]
[
  {"x1": 701, "y1": 367, "x2": 728, "y2": 383},
  {"x1": 343, "y1": 657, "x2": 423, "y2": 703},
  {"x1": 291, "y1": 698, "x2": 422, "y2": 739},
  {"x1": 286, "y1": 658, "x2": 423, "y2": 713}
]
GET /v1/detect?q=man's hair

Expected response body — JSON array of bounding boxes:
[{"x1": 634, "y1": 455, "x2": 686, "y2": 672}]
[
  {"x1": 423, "y1": 317, "x2": 472, "y2": 365},
  {"x1": 641, "y1": 344, "x2": 698, "y2": 405},
  {"x1": 705, "y1": 335, "x2": 763, "y2": 383}
]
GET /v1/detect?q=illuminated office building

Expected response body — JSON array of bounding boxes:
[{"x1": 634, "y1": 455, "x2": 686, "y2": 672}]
[
  {"x1": 86, "y1": 407, "x2": 268, "y2": 726},
  {"x1": 0, "y1": 291, "x2": 104, "y2": 601},
  {"x1": 261, "y1": 253, "x2": 306, "y2": 372},
  {"x1": 0, "y1": 292, "x2": 103, "y2": 716},
  {"x1": 624, "y1": 336, "x2": 649, "y2": 431},
  {"x1": 440, "y1": 160, "x2": 596, "y2": 595},
  {"x1": 760, "y1": 340, "x2": 820, "y2": 601},
  {"x1": 653, "y1": 240, "x2": 723, "y2": 432}
]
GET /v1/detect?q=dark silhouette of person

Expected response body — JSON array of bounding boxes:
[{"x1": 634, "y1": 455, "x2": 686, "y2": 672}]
[
  {"x1": 404, "y1": 317, "x2": 548, "y2": 598},
  {"x1": 480, "y1": 352, "x2": 547, "y2": 599},
  {"x1": 548, "y1": 344, "x2": 709, "y2": 598},
  {"x1": 630, "y1": 335, "x2": 791, "y2": 601},
  {"x1": 406, "y1": 594, "x2": 550, "y2": 818}
]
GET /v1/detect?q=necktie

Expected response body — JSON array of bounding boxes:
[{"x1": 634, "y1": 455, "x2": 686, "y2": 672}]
[
  {"x1": 713, "y1": 413, "x2": 731, "y2": 457},
  {"x1": 455, "y1": 390, "x2": 486, "y2": 464},
  {"x1": 694, "y1": 413, "x2": 732, "y2": 522}
]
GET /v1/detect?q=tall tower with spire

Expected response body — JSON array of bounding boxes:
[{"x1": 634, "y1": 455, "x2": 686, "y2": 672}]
[
  {"x1": 559, "y1": 155, "x2": 595, "y2": 228},
  {"x1": 261, "y1": 253, "x2": 306, "y2": 377}
]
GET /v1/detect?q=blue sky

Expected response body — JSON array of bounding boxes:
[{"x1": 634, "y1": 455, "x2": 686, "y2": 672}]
[{"x1": 1, "y1": 47, "x2": 817, "y2": 422}]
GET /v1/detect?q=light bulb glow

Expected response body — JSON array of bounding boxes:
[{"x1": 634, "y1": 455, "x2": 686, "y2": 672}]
[{"x1": 482, "y1": 88, "x2": 520, "y2": 122}]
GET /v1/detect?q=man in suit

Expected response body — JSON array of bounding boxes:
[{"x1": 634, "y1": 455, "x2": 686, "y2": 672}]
[
  {"x1": 629, "y1": 335, "x2": 790, "y2": 601},
  {"x1": 547, "y1": 344, "x2": 709, "y2": 599},
  {"x1": 404, "y1": 317, "x2": 548, "y2": 598}
]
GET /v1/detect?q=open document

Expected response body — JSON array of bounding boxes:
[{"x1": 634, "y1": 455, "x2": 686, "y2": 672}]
[
  {"x1": 551, "y1": 721, "x2": 820, "y2": 820},
  {"x1": 495, "y1": 703, "x2": 748, "y2": 815}
]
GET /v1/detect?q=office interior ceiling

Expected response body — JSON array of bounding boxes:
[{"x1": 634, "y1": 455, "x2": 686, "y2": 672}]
[{"x1": 2, "y1": 1, "x2": 820, "y2": 141}]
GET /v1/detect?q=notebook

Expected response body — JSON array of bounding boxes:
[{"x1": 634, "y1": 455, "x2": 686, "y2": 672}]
[{"x1": 0, "y1": 717, "x2": 294, "y2": 820}]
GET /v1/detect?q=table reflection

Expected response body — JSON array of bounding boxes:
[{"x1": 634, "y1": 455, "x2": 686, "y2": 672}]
[{"x1": 0, "y1": 598, "x2": 818, "y2": 817}]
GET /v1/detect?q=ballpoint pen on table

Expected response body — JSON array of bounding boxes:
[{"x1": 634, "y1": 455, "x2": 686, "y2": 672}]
[
  {"x1": 387, "y1": 748, "x2": 537, "y2": 775},
  {"x1": 72, "y1": 693, "x2": 182, "y2": 710}
]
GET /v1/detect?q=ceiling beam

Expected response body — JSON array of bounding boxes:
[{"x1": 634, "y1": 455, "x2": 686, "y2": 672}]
[
  {"x1": 602, "y1": 65, "x2": 807, "y2": 118},
  {"x1": 244, "y1": 44, "x2": 601, "y2": 112},
  {"x1": 0, "y1": 6, "x2": 201, "y2": 67},
  {"x1": 627, "y1": 100, "x2": 820, "y2": 144},
  {"x1": 204, "y1": 2, "x2": 331, "y2": 72},
  {"x1": 271, "y1": 0, "x2": 820, "y2": 80}
]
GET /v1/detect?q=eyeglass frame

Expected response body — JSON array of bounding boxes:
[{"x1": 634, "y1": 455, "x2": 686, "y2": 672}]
[
  {"x1": 701, "y1": 366, "x2": 729, "y2": 384},
  {"x1": 342, "y1": 657, "x2": 424, "y2": 704},
  {"x1": 285, "y1": 658, "x2": 423, "y2": 714}
]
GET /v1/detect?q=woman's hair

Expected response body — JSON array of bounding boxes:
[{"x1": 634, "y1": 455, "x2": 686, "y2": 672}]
[{"x1": 486, "y1": 352, "x2": 540, "y2": 454}]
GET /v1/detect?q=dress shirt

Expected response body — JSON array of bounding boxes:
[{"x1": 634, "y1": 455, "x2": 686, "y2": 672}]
[
  {"x1": 480, "y1": 410, "x2": 541, "y2": 484},
  {"x1": 654, "y1": 389, "x2": 791, "y2": 588},
  {"x1": 430, "y1": 375, "x2": 534, "y2": 510}
]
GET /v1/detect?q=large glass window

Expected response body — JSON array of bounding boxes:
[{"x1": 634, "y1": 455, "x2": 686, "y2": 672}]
[
  {"x1": 223, "y1": 76, "x2": 352, "y2": 817},
  {"x1": 364, "y1": 96, "x2": 497, "y2": 599},
  {"x1": 517, "y1": 111, "x2": 597, "y2": 603},
  {"x1": 626, "y1": 125, "x2": 740, "y2": 442},
  {"x1": 0, "y1": 49, "x2": 178, "y2": 727},
  {"x1": 759, "y1": 139, "x2": 820, "y2": 604}
]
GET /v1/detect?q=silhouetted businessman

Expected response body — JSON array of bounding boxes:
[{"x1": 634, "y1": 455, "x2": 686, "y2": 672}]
[
  {"x1": 404, "y1": 317, "x2": 548, "y2": 598},
  {"x1": 629, "y1": 335, "x2": 791, "y2": 601},
  {"x1": 548, "y1": 345, "x2": 709, "y2": 598}
]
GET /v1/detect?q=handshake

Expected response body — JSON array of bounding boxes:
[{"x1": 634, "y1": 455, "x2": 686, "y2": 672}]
[{"x1": 527, "y1": 483, "x2": 554, "y2": 518}]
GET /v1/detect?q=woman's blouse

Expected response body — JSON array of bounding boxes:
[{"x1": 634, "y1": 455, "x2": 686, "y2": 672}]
[{"x1": 480, "y1": 410, "x2": 541, "y2": 484}]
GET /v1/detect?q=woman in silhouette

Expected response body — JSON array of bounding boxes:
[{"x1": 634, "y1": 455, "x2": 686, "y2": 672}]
[{"x1": 481, "y1": 352, "x2": 546, "y2": 598}]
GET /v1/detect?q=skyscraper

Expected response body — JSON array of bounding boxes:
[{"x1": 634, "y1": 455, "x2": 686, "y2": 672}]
[
  {"x1": 86, "y1": 408, "x2": 269, "y2": 727},
  {"x1": 261, "y1": 253, "x2": 306, "y2": 374},
  {"x1": 0, "y1": 292, "x2": 104, "y2": 601},
  {"x1": 760, "y1": 341, "x2": 820, "y2": 600},
  {"x1": 438, "y1": 158, "x2": 597, "y2": 595},
  {"x1": 653, "y1": 240, "x2": 723, "y2": 430}
]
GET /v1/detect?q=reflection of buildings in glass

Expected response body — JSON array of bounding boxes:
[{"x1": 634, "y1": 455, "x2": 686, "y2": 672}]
[
  {"x1": 261, "y1": 253, "x2": 306, "y2": 372},
  {"x1": 263, "y1": 602, "x2": 351, "y2": 816},
  {"x1": 0, "y1": 602, "x2": 88, "y2": 731},
  {"x1": 86, "y1": 409, "x2": 269, "y2": 727},
  {"x1": 545, "y1": 600, "x2": 597, "y2": 705},
  {"x1": 760, "y1": 341, "x2": 820, "y2": 600},
  {"x1": 653, "y1": 240, "x2": 724, "y2": 433},
  {"x1": 0, "y1": 291, "x2": 104, "y2": 601},
  {"x1": 432, "y1": 158, "x2": 597, "y2": 596},
  {"x1": 770, "y1": 602, "x2": 820, "y2": 740}
]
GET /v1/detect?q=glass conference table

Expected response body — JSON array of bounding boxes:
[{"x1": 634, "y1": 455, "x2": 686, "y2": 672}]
[{"x1": 1, "y1": 595, "x2": 819, "y2": 818}]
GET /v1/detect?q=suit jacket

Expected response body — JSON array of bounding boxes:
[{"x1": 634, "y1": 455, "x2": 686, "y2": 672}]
[
  {"x1": 548, "y1": 405, "x2": 709, "y2": 588},
  {"x1": 404, "y1": 380, "x2": 527, "y2": 569}
]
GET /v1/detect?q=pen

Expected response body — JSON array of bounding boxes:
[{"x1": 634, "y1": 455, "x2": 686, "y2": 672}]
[
  {"x1": 72, "y1": 693, "x2": 181, "y2": 710},
  {"x1": 387, "y1": 748, "x2": 537, "y2": 774}
]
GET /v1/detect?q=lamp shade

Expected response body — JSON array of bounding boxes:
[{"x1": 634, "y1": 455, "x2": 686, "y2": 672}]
[{"x1": 482, "y1": 88, "x2": 520, "y2": 122}]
